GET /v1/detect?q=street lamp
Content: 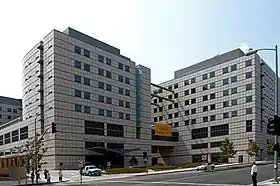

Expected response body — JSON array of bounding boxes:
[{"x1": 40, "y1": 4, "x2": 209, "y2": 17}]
[
  {"x1": 34, "y1": 113, "x2": 41, "y2": 183},
  {"x1": 245, "y1": 45, "x2": 279, "y2": 183}
]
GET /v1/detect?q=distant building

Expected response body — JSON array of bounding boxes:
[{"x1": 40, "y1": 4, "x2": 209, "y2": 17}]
[
  {"x1": 0, "y1": 96, "x2": 22, "y2": 125},
  {"x1": 151, "y1": 49, "x2": 280, "y2": 164}
]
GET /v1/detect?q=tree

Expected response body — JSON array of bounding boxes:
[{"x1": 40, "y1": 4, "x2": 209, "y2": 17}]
[
  {"x1": 220, "y1": 138, "x2": 237, "y2": 167},
  {"x1": 129, "y1": 156, "x2": 139, "y2": 166},
  {"x1": 12, "y1": 132, "x2": 47, "y2": 183},
  {"x1": 264, "y1": 143, "x2": 274, "y2": 156},
  {"x1": 247, "y1": 140, "x2": 259, "y2": 159}
]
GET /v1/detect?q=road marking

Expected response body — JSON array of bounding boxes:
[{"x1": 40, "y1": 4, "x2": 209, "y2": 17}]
[{"x1": 103, "y1": 180, "x2": 246, "y2": 186}]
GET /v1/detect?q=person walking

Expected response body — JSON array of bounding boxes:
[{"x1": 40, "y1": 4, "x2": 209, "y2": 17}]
[
  {"x1": 58, "y1": 170, "x2": 63, "y2": 182},
  {"x1": 46, "y1": 171, "x2": 51, "y2": 183},
  {"x1": 251, "y1": 162, "x2": 258, "y2": 186}
]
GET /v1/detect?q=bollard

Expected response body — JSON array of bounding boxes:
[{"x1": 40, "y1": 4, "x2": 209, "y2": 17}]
[{"x1": 18, "y1": 176, "x2": 21, "y2": 185}]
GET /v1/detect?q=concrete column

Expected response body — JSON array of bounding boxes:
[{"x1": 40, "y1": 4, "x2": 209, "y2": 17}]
[{"x1": 208, "y1": 154, "x2": 211, "y2": 163}]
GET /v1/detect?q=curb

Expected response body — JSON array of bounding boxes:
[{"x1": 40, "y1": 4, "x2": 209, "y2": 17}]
[{"x1": 13, "y1": 180, "x2": 70, "y2": 186}]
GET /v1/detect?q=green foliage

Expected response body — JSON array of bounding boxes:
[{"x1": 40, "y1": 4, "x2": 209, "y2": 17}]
[
  {"x1": 12, "y1": 132, "x2": 48, "y2": 172},
  {"x1": 104, "y1": 168, "x2": 147, "y2": 174},
  {"x1": 220, "y1": 138, "x2": 237, "y2": 160},
  {"x1": 129, "y1": 156, "x2": 139, "y2": 166},
  {"x1": 247, "y1": 140, "x2": 259, "y2": 157},
  {"x1": 265, "y1": 143, "x2": 274, "y2": 156}
]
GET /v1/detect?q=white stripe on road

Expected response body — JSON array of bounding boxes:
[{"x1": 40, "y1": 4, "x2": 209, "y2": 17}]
[{"x1": 102, "y1": 180, "x2": 246, "y2": 186}]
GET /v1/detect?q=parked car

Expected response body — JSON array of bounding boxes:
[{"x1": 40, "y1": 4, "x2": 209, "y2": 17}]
[
  {"x1": 196, "y1": 163, "x2": 215, "y2": 171},
  {"x1": 81, "y1": 165, "x2": 102, "y2": 176}
]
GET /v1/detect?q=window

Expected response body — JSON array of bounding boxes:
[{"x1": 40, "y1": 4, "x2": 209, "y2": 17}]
[
  {"x1": 231, "y1": 64, "x2": 237, "y2": 71},
  {"x1": 223, "y1": 112, "x2": 229, "y2": 118},
  {"x1": 246, "y1": 84, "x2": 252, "y2": 91},
  {"x1": 106, "y1": 84, "x2": 112, "y2": 91},
  {"x1": 20, "y1": 127, "x2": 28, "y2": 140},
  {"x1": 231, "y1": 99, "x2": 237, "y2": 106},
  {"x1": 84, "y1": 106, "x2": 91, "y2": 114},
  {"x1": 202, "y1": 74, "x2": 208, "y2": 80},
  {"x1": 231, "y1": 76, "x2": 237, "y2": 83},
  {"x1": 174, "y1": 84, "x2": 178, "y2": 89},
  {"x1": 223, "y1": 90, "x2": 229, "y2": 96},
  {"x1": 84, "y1": 92, "x2": 90, "y2": 99},
  {"x1": 154, "y1": 117, "x2": 157, "y2": 122},
  {"x1": 185, "y1": 100, "x2": 189, "y2": 105},
  {"x1": 98, "y1": 55, "x2": 104, "y2": 62},
  {"x1": 106, "y1": 71, "x2": 112, "y2": 78},
  {"x1": 75, "y1": 104, "x2": 82, "y2": 112},
  {"x1": 246, "y1": 72, "x2": 252, "y2": 79},
  {"x1": 125, "y1": 114, "x2": 130, "y2": 120},
  {"x1": 107, "y1": 124, "x2": 124, "y2": 137},
  {"x1": 168, "y1": 114, "x2": 172, "y2": 119},
  {"x1": 125, "y1": 90, "x2": 130, "y2": 96},
  {"x1": 119, "y1": 75, "x2": 124, "y2": 82},
  {"x1": 191, "y1": 77, "x2": 196, "y2": 83},
  {"x1": 246, "y1": 120, "x2": 253, "y2": 132},
  {"x1": 75, "y1": 60, "x2": 81, "y2": 68},
  {"x1": 210, "y1": 71, "x2": 215, "y2": 78},
  {"x1": 211, "y1": 124, "x2": 229, "y2": 137},
  {"x1": 223, "y1": 78, "x2": 229, "y2": 85},
  {"x1": 168, "y1": 104, "x2": 172, "y2": 109},
  {"x1": 210, "y1": 104, "x2": 216, "y2": 110},
  {"x1": 118, "y1": 63, "x2": 123, "y2": 70},
  {"x1": 99, "y1": 109, "x2": 105, "y2": 116},
  {"x1": 106, "y1": 58, "x2": 112, "y2": 65},
  {"x1": 192, "y1": 143, "x2": 208, "y2": 149},
  {"x1": 203, "y1": 106, "x2": 208, "y2": 112},
  {"x1": 125, "y1": 65, "x2": 130, "y2": 72},
  {"x1": 75, "y1": 75, "x2": 81, "y2": 83},
  {"x1": 185, "y1": 110, "x2": 189, "y2": 115},
  {"x1": 84, "y1": 77, "x2": 90, "y2": 85},
  {"x1": 203, "y1": 117, "x2": 208, "y2": 122},
  {"x1": 191, "y1": 98, "x2": 196, "y2": 104},
  {"x1": 107, "y1": 97, "x2": 112, "y2": 104},
  {"x1": 75, "y1": 90, "x2": 82, "y2": 97},
  {"x1": 210, "y1": 141, "x2": 222, "y2": 148},
  {"x1": 245, "y1": 60, "x2": 252, "y2": 67},
  {"x1": 84, "y1": 63, "x2": 90, "y2": 71},
  {"x1": 223, "y1": 67, "x2": 228, "y2": 74},
  {"x1": 85, "y1": 120, "x2": 104, "y2": 135},
  {"x1": 174, "y1": 122, "x2": 179, "y2": 127},
  {"x1": 246, "y1": 96, "x2": 253, "y2": 103},
  {"x1": 119, "y1": 112, "x2": 124, "y2": 119},
  {"x1": 168, "y1": 86, "x2": 172, "y2": 90},
  {"x1": 99, "y1": 95, "x2": 105, "y2": 102},
  {"x1": 13, "y1": 109, "x2": 17, "y2": 113},
  {"x1": 0, "y1": 135, "x2": 3, "y2": 146},
  {"x1": 231, "y1": 87, "x2": 237, "y2": 94},
  {"x1": 185, "y1": 120, "x2": 190, "y2": 125},
  {"x1": 84, "y1": 49, "x2": 90, "y2": 57},
  {"x1": 231, "y1": 110, "x2": 237, "y2": 117},
  {"x1": 185, "y1": 90, "x2": 189, "y2": 95},
  {"x1": 174, "y1": 103, "x2": 178, "y2": 108},
  {"x1": 98, "y1": 68, "x2": 104, "y2": 76},
  {"x1": 203, "y1": 95, "x2": 208, "y2": 101},
  {"x1": 7, "y1": 108, "x2": 12, "y2": 112},
  {"x1": 74, "y1": 46, "x2": 81, "y2": 54},
  {"x1": 12, "y1": 130, "x2": 19, "y2": 142},
  {"x1": 210, "y1": 115, "x2": 216, "y2": 121},
  {"x1": 125, "y1": 102, "x2": 130, "y2": 108},
  {"x1": 203, "y1": 84, "x2": 208, "y2": 91},
  {"x1": 119, "y1": 88, "x2": 124, "y2": 95},
  {"x1": 125, "y1": 77, "x2": 130, "y2": 84},
  {"x1": 98, "y1": 82, "x2": 104, "y2": 89},
  {"x1": 184, "y1": 80, "x2": 189, "y2": 86},
  {"x1": 107, "y1": 110, "x2": 112, "y2": 117},
  {"x1": 210, "y1": 82, "x2": 215, "y2": 88},
  {"x1": 223, "y1": 101, "x2": 229, "y2": 107},
  {"x1": 191, "y1": 109, "x2": 196, "y2": 114},
  {"x1": 136, "y1": 127, "x2": 141, "y2": 139},
  {"x1": 191, "y1": 119, "x2": 196, "y2": 124},
  {"x1": 191, "y1": 127, "x2": 208, "y2": 139},
  {"x1": 168, "y1": 95, "x2": 172, "y2": 99},
  {"x1": 210, "y1": 93, "x2": 215, "y2": 99},
  {"x1": 4, "y1": 133, "x2": 10, "y2": 144},
  {"x1": 8, "y1": 116, "x2": 11, "y2": 119},
  {"x1": 174, "y1": 113, "x2": 179, "y2": 118},
  {"x1": 191, "y1": 88, "x2": 196, "y2": 94},
  {"x1": 246, "y1": 108, "x2": 253, "y2": 114}
]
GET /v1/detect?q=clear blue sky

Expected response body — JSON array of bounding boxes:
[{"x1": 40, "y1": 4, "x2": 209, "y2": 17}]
[{"x1": 0, "y1": 0, "x2": 279, "y2": 98}]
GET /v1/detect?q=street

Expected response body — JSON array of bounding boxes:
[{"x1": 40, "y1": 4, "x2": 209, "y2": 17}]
[{"x1": 85, "y1": 164, "x2": 279, "y2": 186}]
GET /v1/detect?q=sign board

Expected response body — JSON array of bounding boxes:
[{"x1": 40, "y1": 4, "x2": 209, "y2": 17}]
[
  {"x1": 155, "y1": 123, "x2": 172, "y2": 137},
  {"x1": 78, "y1": 160, "x2": 84, "y2": 169},
  {"x1": 201, "y1": 155, "x2": 207, "y2": 161}
]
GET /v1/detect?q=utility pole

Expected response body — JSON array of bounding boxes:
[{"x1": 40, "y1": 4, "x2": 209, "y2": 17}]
[{"x1": 274, "y1": 45, "x2": 279, "y2": 183}]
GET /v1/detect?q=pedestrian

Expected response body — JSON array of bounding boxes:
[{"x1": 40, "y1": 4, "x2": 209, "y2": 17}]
[
  {"x1": 44, "y1": 169, "x2": 47, "y2": 179},
  {"x1": 58, "y1": 170, "x2": 63, "y2": 182},
  {"x1": 30, "y1": 170, "x2": 35, "y2": 184},
  {"x1": 251, "y1": 162, "x2": 258, "y2": 186},
  {"x1": 46, "y1": 171, "x2": 51, "y2": 183}
]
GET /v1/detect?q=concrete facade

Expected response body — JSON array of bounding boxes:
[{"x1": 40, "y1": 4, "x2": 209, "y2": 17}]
[
  {"x1": 0, "y1": 27, "x2": 152, "y2": 169},
  {"x1": 0, "y1": 96, "x2": 22, "y2": 125},
  {"x1": 151, "y1": 49, "x2": 280, "y2": 164}
]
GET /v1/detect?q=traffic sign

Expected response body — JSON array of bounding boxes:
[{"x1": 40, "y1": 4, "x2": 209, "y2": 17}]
[{"x1": 78, "y1": 160, "x2": 84, "y2": 168}]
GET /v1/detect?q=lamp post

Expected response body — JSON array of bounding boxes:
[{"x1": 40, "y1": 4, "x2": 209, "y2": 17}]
[
  {"x1": 245, "y1": 45, "x2": 279, "y2": 183},
  {"x1": 34, "y1": 113, "x2": 41, "y2": 183}
]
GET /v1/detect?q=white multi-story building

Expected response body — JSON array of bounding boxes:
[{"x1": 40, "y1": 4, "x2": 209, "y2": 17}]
[
  {"x1": 0, "y1": 96, "x2": 22, "y2": 125},
  {"x1": 0, "y1": 27, "x2": 152, "y2": 169},
  {"x1": 151, "y1": 49, "x2": 280, "y2": 164}
]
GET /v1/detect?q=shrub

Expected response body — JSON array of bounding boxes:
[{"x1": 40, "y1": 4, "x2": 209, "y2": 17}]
[
  {"x1": 180, "y1": 162, "x2": 200, "y2": 168},
  {"x1": 104, "y1": 168, "x2": 147, "y2": 174},
  {"x1": 149, "y1": 165, "x2": 180, "y2": 171}
]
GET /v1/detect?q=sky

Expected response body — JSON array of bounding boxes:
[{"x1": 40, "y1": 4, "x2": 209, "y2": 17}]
[{"x1": 0, "y1": 0, "x2": 279, "y2": 99}]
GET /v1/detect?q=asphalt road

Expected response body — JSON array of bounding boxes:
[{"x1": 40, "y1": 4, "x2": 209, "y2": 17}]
[{"x1": 88, "y1": 164, "x2": 279, "y2": 186}]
